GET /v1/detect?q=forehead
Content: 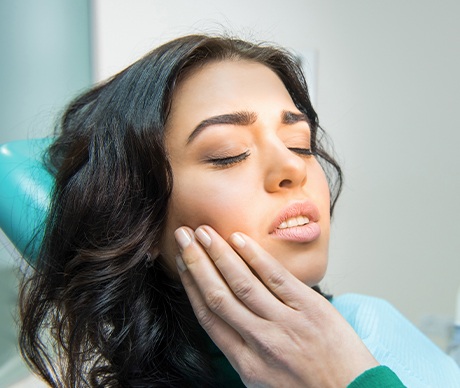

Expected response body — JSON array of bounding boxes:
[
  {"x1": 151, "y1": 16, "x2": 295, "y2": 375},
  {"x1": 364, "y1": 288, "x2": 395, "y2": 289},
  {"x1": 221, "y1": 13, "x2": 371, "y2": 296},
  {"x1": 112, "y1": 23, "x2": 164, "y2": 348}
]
[
  {"x1": 165, "y1": 60, "x2": 296, "y2": 135},
  {"x1": 174, "y1": 59, "x2": 290, "y2": 102}
]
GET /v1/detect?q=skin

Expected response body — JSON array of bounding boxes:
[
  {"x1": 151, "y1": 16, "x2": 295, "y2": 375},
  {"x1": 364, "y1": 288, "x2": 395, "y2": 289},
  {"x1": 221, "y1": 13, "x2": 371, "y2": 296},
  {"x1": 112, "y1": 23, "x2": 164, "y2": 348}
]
[
  {"x1": 161, "y1": 60, "x2": 330, "y2": 286},
  {"x1": 174, "y1": 227, "x2": 378, "y2": 387},
  {"x1": 160, "y1": 59, "x2": 379, "y2": 387}
]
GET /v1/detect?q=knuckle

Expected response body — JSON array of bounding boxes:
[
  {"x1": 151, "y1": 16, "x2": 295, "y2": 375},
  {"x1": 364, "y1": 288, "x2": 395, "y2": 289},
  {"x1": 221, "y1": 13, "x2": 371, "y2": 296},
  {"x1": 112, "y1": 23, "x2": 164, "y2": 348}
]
[
  {"x1": 245, "y1": 329, "x2": 286, "y2": 364},
  {"x1": 245, "y1": 251, "x2": 258, "y2": 266},
  {"x1": 205, "y1": 289, "x2": 226, "y2": 312},
  {"x1": 257, "y1": 339, "x2": 284, "y2": 365},
  {"x1": 194, "y1": 307, "x2": 216, "y2": 330},
  {"x1": 232, "y1": 278, "x2": 253, "y2": 300},
  {"x1": 181, "y1": 251, "x2": 198, "y2": 266},
  {"x1": 247, "y1": 329, "x2": 286, "y2": 366},
  {"x1": 212, "y1": 250, "x2": 225, "y2": 265},
  {"x1": 267, "y1": 270, "x2": 285, "y2": 290}
]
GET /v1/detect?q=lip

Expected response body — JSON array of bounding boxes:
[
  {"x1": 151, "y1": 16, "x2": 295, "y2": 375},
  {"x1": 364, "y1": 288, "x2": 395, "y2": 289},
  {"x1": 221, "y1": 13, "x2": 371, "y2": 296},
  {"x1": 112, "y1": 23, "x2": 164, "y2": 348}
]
[{"x1": 269, "y1": 201, "x2": 321, "y2": 243}]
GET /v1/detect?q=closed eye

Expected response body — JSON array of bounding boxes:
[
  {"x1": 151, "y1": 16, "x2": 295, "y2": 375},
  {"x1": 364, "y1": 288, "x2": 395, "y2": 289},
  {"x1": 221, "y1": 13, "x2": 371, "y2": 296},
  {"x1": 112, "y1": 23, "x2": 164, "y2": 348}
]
[
  {"x1": 206, "y1": 150, "x2": 250, "y2": 167},
  {"x1": 289, "y1": 147, "x2": 314, "y2": 157}
]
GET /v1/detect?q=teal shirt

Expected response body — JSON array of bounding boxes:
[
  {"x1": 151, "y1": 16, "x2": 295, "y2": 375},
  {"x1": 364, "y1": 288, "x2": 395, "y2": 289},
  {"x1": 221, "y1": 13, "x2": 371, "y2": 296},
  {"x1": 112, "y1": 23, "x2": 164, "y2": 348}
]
[{"x1": 348, "y1": 366, "x2": 406, "y2": 387}]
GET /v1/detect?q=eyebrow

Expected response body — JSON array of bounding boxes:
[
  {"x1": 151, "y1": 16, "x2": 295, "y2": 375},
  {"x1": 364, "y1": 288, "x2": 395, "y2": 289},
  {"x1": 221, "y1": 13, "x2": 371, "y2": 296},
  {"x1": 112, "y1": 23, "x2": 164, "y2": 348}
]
[
  {"x1": 186, "y1": 110, "x2": 309, "y2": 144},
  {"x1": 281, "y1": 110, "x2": 309, "y2": 125}
]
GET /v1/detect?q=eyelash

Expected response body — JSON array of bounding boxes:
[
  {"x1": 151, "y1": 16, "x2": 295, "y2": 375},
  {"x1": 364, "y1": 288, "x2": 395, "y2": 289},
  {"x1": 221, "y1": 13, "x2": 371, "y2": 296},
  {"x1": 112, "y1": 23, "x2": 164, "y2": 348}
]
[
  {"x1": 207, "y1": 147, "x2": 314, "y2": 168},
  {"x1": 289, "y1": 147, "x2": 314, "y2": 157},
  {"x1": 207, "y1": 151, "x2": 251, "y2": 167}
]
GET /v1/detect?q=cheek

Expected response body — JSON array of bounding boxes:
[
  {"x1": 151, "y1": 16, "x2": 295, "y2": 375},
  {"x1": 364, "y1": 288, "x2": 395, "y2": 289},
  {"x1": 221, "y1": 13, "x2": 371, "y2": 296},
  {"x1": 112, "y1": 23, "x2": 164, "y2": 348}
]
[
  {"x1": 310, "y1": 162, "x2": 331, "y2": 214},
  {"x1": 167, "y1": 171, "x2": 254, "y2": 237},
  {"x1": 160, "y1": 171, "x2": 256, "y2": 267}
]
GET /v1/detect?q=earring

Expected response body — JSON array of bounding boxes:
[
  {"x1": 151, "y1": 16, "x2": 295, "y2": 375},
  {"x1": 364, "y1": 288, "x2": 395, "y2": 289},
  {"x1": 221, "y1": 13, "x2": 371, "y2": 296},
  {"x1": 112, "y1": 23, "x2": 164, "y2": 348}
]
[
  {"x1": 145, "y1": 247, "x2": 160, "y2": 268},
  {"x1": 145, "y1": 252, "x2": 154, "y2": 268}
]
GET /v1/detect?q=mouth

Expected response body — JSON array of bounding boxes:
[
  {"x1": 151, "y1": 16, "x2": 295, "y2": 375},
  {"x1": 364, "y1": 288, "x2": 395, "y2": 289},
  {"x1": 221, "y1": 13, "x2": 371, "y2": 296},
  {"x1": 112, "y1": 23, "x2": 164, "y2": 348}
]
[
  {"x1": 277, "y1": 215, "x2": 310, "y2": 229},
  {"x1": 270, "y1": 201, "x2": 321, "y2": 243}
]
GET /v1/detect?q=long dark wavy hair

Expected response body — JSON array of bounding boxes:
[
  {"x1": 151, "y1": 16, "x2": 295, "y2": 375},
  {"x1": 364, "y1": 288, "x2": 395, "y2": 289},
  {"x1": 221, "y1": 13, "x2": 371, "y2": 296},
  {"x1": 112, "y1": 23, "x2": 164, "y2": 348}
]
[{"x1": 19, "y1": 34, "x2": 343, "y2": 387}]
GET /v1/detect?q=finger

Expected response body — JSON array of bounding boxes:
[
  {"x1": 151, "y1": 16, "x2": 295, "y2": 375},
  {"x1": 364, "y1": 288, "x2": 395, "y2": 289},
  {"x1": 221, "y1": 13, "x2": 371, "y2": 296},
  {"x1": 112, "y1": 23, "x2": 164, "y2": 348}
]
[
  {"x1": 174, "y1": 227, "x2": 261, "y2": 331},
  {"x1": 194, "y1": 225, "x2": 286, "y2": 320},
  {"x1": 228, "y1": 231, "x2": 321, "y2": 311},
  {"x1": 175, "y1": 253, "x2": 246, "y2": 365}
]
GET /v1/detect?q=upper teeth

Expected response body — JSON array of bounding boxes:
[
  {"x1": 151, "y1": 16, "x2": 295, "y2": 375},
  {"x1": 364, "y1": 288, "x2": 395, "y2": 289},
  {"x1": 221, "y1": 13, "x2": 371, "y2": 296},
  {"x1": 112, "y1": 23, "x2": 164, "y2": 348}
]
[{"x1": 278, "y1": 216, "x2": 310, "y2": 229}]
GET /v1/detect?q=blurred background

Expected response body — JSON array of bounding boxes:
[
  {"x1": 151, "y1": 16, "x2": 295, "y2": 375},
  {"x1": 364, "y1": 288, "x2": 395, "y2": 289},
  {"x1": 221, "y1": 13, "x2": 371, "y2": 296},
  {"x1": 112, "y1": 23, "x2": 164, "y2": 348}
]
[{"x1": 1, "y1": 0, "x2": 459, "y2": 386}]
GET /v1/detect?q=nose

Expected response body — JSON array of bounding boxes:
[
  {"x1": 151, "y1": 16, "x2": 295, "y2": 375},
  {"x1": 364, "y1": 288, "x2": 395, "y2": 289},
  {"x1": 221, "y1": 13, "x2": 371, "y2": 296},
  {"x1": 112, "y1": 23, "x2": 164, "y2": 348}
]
[{"x1": 263, "y1": 141, "x2": 307, "y2": 192}]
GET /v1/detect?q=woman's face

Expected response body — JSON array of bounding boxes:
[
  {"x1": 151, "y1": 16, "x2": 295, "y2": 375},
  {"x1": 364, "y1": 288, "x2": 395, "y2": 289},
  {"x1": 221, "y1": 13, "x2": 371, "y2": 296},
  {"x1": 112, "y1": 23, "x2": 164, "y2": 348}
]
[{"x1": 161, "y1": 60, "x2": 331, "y2": 286}]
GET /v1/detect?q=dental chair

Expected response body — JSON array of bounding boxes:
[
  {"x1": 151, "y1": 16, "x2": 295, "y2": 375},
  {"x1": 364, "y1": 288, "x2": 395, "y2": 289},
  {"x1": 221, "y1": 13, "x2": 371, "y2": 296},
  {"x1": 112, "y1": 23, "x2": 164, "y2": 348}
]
[
  {"x1": 1, "y1": 138, "x2": 459, "y2": 388},
  {"x1": 0, "y1": 138, "x2": 53, "y2": 263},
  {"x1": 0, "y1": 138, "x2": 53, "y2": 386}
]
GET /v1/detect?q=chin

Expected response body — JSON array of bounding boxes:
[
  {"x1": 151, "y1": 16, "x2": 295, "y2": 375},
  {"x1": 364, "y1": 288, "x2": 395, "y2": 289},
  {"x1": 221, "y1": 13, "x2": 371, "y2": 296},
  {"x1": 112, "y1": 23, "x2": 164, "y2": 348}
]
[
  {"x1": 302, "y1": 273, "x2": 327, "y2": 287},
  {"x1": 288, "y1": 257, "x2": 328, "y2": 287}
]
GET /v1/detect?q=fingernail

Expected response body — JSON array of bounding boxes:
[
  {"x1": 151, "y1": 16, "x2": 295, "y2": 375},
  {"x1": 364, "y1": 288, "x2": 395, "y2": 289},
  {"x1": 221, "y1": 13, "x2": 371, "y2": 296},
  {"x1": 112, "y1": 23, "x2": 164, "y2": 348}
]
[
  {"x1": 195, "y1": 227, "x2": 211, "y2": 248},
  {"x1": 175, "y1": 228, "x2": 192, "y2": 251},
  {"x1": 230, "y1": 233, "x2": 246, "y2": 248},
  {"x1": 175, "y1": 254, "x2": 187, "y2": 272}
]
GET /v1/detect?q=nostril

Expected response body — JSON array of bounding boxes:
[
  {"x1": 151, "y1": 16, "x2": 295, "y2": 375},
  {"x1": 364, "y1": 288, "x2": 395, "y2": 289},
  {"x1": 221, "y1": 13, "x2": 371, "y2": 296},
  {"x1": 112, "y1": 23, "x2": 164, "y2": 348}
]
[{"x1": 279, "y1": 179, "x2": 292, "y2": 188}]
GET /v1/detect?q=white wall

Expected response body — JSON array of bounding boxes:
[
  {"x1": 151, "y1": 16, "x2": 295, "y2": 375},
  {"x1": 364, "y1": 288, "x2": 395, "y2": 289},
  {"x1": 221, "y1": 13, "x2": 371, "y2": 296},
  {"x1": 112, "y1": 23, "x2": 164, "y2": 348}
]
[{"x1": 93, "y1": 0, "x2": 460, "y2": 345}]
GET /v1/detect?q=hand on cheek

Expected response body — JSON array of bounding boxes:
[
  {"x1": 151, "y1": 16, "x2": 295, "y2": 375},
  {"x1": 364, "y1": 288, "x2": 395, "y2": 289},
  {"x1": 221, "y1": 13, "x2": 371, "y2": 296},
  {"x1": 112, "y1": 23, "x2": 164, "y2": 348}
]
[{"x1": 174, "y1": 226, "x2": 379, "y2": 388}]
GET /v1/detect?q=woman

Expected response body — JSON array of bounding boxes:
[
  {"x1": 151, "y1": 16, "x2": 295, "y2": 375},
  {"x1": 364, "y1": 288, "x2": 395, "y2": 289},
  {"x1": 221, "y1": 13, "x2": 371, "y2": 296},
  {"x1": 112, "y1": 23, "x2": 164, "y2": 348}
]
[{"x1": 19, "y1": 34, "x2": 456, "y2": 387}]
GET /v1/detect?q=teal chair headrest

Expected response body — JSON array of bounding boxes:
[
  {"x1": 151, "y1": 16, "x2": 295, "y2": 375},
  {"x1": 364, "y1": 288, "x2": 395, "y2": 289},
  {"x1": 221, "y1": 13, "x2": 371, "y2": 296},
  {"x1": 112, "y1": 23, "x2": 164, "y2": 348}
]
[{"x1": 0, "y1": 138, "x2": 54, "y2": 263}]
